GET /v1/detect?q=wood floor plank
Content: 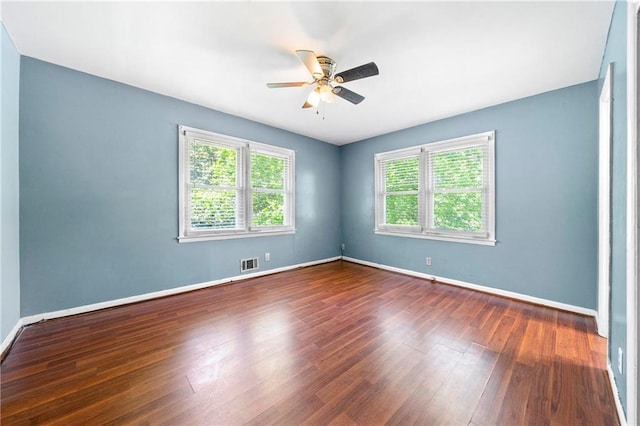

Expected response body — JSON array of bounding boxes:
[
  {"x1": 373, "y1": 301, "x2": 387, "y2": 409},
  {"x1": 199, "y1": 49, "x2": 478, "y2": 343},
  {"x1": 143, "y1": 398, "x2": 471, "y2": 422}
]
[
  {"x1": 383, "y1": 344, "x2": 464, "y2": 425},
  {"x1": 419, "y1": 343, "x2": 500, "y2": 425},
  {"x1": 0, "y1": 260, "x2": 618, "y2": 425}
]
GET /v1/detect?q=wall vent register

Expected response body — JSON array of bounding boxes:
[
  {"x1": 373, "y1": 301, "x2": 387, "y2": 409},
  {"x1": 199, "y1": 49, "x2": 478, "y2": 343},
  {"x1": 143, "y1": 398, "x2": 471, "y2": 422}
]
[{"x1": 241, "y1": 257, "x2": 259, "y2": 272}]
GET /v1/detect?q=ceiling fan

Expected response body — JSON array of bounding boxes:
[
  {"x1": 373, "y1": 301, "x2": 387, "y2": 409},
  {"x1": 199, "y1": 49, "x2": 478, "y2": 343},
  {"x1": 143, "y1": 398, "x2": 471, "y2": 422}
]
[{"x1": 267, "y1": 50, "x2": 379, "y2": 109}]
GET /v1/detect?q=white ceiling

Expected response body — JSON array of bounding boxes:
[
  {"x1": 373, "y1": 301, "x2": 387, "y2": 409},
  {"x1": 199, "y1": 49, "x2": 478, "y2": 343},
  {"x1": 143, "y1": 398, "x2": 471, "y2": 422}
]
[{"x1": 1, "y1": 1, "x2": 614, "y2": 145}]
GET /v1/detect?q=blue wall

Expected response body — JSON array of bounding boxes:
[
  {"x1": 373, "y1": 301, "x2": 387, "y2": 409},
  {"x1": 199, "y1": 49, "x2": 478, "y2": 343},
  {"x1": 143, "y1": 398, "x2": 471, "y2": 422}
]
[
  {"x1": 19, "y1": 57, "x2": 341, "y2": 316},
  {"x1": 341, "y1": 81, "x2": 598, "y2": 309},
  {"x1": 1, "y1": 24, "x2": 21, "y2": 342},
  {"x1": 598, "y1": 0, "x2": 628, "y2": 414},
  {"x1": 12, "y1": 28, "x2": 609, "y2": 335}
]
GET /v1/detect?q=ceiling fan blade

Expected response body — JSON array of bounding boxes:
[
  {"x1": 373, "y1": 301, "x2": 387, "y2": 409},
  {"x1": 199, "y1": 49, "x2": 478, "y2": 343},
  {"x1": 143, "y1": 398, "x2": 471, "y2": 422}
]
[
  {"x1": 334, "y1": 62, "x2": 379, "y2": 83},
  {"x1": 302, "y1": 87, "x2": 321, "y2": 109},
  {"x1": 296, "y1": 50, "x2": 323, "y2": 79},
  {"x1": 333, "y1": 86, "x2": 365, "y2": 105},
  {"x1": 267, "y1": 82, "x2": 311, "y2": 88}
]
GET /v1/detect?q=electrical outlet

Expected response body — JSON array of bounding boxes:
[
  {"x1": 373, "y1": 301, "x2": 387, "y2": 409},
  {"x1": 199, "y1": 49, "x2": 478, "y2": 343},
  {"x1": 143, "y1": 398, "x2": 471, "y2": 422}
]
[
  {"x1": 426, "y1": 257, "x2": 432, "y2": 266},
  {"x1": 618, "y1": 347, "x2": 623, "y2": 374},
  {"x1": 265, "y1": 252, "x2": 270, "y2": 262},
  {"x1": 341, "y1": 243, "x2": 345, "y2": 251}
]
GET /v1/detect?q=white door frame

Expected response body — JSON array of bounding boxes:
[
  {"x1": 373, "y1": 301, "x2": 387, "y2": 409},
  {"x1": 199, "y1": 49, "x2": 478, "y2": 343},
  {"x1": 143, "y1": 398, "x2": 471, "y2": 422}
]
[
  {"x1": 625, "y1": 2, "x2": 639, "y2": 425},
  {"x1": 598, "y1": 63, "x2": 612, "y2": 339}
]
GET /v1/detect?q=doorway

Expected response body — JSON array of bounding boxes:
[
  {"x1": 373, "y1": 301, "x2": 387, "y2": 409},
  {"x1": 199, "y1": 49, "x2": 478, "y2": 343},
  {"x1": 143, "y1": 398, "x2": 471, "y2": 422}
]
[{"x1": 597, "y1": 63, "x2": 612, "y2": 338}]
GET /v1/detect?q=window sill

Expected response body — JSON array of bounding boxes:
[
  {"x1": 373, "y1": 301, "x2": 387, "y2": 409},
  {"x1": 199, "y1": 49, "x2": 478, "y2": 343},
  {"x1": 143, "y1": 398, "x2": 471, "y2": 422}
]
[
  {"x1": 178, "y1": 229, "x2": 295, "y2": 243},
  {"x1": 374, "y1": 229, "x2": 496, "y2": 246}
]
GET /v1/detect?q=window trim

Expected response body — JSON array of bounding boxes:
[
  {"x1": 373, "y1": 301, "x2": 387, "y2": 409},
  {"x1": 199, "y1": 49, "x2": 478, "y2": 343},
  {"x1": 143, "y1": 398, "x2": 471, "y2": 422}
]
[
  {"x1": 178, "y1": 125, "x2": 295, "y2": 243},
  {"x1": 374, "y1": 131, "x2": 496, "y2": 246},
  {"x1": 248, "y1": 145, "x2": 295, "y2": 233}
]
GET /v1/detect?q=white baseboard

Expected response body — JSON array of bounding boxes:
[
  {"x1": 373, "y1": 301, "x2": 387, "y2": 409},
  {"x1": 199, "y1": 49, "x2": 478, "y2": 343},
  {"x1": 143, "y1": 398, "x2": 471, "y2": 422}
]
[
  {"x1": 595, "y1": 314, "x2": 608, "y2": 338},
  {"x1": 6, "y1": 255, "x2": 597, "y2": 356},
  {"x1": 608, "y1": 363, "x2": 628, "y2": 425},
  {"x1": 18, "y1": 256, "x2": 341, "y2": 328},
  {"x1": 342, "y1": 256, "x2": 597, "y2": 317},
  {"x1": 1, "y1": 319, "x2": 24, "y2": 356}
]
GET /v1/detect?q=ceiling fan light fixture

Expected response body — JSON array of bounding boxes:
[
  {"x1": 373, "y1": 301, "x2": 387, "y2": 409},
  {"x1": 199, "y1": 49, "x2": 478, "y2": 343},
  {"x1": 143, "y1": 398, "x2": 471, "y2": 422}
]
[
  {"x1": 319, "y1": 84, "x2": 336, "y2": 103},
  {"x1": 307, "y1": 87, "x2": 321, "y2": 107}
]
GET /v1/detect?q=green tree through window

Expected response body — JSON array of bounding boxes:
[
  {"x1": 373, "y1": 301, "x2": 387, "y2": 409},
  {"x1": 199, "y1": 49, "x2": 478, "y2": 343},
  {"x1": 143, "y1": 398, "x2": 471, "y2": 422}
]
[
  {"x1": 375, "y1": 131, "x2": 495, "y2": 245},
  {"x1": 179, "y1": 126, "x2": 295, "y2": 241},
  {"x1": 383, "y1": 157, "x2": 419, "y2": 225},
  {"x1": 251, "y1": 153, "x2": 286, "y2": 226},
  {"x1": 189, "y1": 142, "x2": 240, "y2": 229},
  {"x1": 431, "y1": 147, "x2": 484, "y2": 232}
]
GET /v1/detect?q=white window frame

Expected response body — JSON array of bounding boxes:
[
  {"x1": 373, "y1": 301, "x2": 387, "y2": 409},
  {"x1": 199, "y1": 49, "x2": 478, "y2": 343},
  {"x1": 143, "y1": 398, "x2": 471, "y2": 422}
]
[
  {"x1": 375, "y1": 131, "x2": 496, "y2": 246},
  {"x1": 178, "y1": 125, "x2": 295, "y2": 242}
]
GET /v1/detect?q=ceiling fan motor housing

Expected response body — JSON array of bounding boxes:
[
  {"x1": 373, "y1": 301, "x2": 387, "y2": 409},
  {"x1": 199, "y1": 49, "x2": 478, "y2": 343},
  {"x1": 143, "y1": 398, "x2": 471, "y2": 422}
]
[{"x1": 316, "y1": 56, "x2": 336, "y2": 78}]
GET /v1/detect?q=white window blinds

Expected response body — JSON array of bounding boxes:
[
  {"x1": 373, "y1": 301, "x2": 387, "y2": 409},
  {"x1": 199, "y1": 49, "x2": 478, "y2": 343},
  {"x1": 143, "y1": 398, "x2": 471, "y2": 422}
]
[
  {"x1": 250, "y1": 148, "x2": 293, "y2": 230},
  {"x1": 428, "y1": 143, "x2": 489, "y2": 237},
  {"x1": 376, "y1": 148, "x2": 422, "y2": 233},
  {"x1": 179, "y1": 126, "x2": 295, "y2": 242},
  {"x1": 188, "y1": 139, "x2": 246, "y2": 231},
  {"x1": 375, "y1": 131, "x2": 495, "y2": 245}
]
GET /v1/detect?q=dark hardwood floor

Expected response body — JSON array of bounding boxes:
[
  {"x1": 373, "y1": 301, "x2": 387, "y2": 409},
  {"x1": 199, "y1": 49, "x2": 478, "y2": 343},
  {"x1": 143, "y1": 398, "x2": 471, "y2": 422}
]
[{"x1": 1, "y1": 260, "x2": 618, "y2": 425}]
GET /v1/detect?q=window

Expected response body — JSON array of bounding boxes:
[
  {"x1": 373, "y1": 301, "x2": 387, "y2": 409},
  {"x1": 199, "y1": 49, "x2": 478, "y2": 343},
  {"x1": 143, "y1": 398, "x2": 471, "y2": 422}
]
[
  {"x1": 179, "y1": 126, "x2": 294, "y2": 242},
  {"x1": 375, "y1": 131, "x2": 495, "y2": 245}
]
